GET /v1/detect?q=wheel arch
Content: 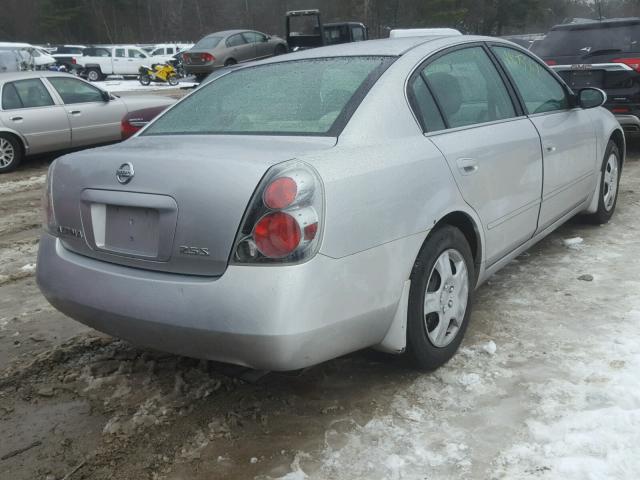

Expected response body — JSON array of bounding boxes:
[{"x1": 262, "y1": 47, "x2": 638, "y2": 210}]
[
  {"x1": 0, "y1": 128, "x2": 28, "y2": 155},
  {"x1": 430, "y1": 210, "x2": 483, "y2": 278},
  {"x1": 610, "y1": 128, "x2": 625, "y2": 169}
]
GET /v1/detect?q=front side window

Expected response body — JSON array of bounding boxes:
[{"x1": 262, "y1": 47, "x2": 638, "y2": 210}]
[
  {"x1": 48, "y1": 77, "x2": 104, "y2": 104},
  {"x1": 422, "y1": 46, "x2": 516, "y2": 129},
  {"x1": 2, "y1": 79, "x2": 54, "y2": 109},
  {"x1": 144, "y1": 56, "x2": 393, "y2": 136},
  {"x1": 493, "y1": 46, "x2": 569, "y2": 114},
  {"x1": 152, "y1": 48, "x2": 164, "y2": 56},
  {"x1": 227, "y1": 34, "x2": 246, "y2": 47},
  {"x1": 353, "y1": 27, "x2": 366, "y2": 42},
  {"x1": 129, "y1": 49, "x2": 146, "y2": 59}
]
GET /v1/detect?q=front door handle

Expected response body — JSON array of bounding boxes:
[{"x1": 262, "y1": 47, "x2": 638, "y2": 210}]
[
  {"x1": 10, "y1": 116, "x2": 23, "y2": 122},
  {"x1": 69, "y1": 110, "x2": 81, "y2": 115},
  {"x1": 457, "y1": 158, "x2": 479, "y2": 176},
  {"x1": 545, "y1": 145, "x2": 557, "y2": 153}
]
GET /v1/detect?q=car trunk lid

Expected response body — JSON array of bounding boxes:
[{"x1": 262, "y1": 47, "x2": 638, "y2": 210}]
[{"x1": 51, "y1": 135, "x2": 335, "y2": 276}]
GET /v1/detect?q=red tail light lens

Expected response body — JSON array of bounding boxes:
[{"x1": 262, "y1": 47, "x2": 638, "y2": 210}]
[
  {"x1": 121, "y1": 119, "x2": 139, "y2": 139},
  {"x1": 544, "y1": 59, "x2": 557, "y2": 66},
  {"x1": 71, "y1": 57, "x2": 77, "y2": 64},
  {"x1": 612, "y1": 58, "x2": 640, "y2": 72},
  {"x1": 264, "y1": 177, "x2": 297, "y2": 209},
  {"x1": 232, "y1": 161, "x2": 323, "y2": 264},
  {"x1": 253, "y1": 212, "x2": 301, "y2": 258},
  {"x1": 202, "y1": 53, "x2": 215, "y2": 62}
]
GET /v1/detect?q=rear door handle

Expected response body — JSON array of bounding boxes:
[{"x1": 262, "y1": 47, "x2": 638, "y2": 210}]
[
  {"x1": 456, "y1": 158, "x2": 479, "y2": 175},
  {"x1": 69, "y1": 110, "x2": 81, "y2": 115},
  {"x1": 545, "y1": 145, "x2": 557, "y2": 153},
  {"x1": 10, "y1": 116, "x2": 23, "y2": 122}
]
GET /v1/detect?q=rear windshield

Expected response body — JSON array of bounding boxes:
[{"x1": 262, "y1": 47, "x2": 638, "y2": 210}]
[
  {"x1": 194, "y1": 36, "x2": 222, "y2": 50},
  {"x1": 533, "y1": 24, "x2": 640, "y2": 57},
  {"x1": 144, "y1": 56, "x2": 393, "y2": 137}
]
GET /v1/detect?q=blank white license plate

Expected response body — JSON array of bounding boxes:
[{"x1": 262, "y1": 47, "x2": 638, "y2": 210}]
[{"x1": 104, "y1": 205, "x2": 160, "y2": 257}]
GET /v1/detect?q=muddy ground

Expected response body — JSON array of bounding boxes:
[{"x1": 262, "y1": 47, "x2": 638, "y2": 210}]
[{"x1": 1, "y1": 138, "x2": 639, "y2": 480}]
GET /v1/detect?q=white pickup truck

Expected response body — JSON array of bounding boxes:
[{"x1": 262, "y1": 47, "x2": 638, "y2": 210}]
[{"x1": 77, "y1": 45, "x2": 152, "y2": 81}]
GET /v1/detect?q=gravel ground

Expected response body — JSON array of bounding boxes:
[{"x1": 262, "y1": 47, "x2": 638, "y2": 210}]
[{"x1": 0, "y1": 140, "x2": 639, "y2": 480}]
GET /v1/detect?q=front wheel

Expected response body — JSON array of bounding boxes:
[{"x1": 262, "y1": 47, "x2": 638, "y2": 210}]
[
  {"x1": 139, "y1": 74, "x2": 151, "y2": 86},
  {"x1": 585, "y1": 140, "x2": 621, "y2": 224},
  {"x1": 406, "y1": 226, "x2": 475, "y2": 370},
  {"x1": 168, "y1": 74, "x2": 178, "y2": 86}
]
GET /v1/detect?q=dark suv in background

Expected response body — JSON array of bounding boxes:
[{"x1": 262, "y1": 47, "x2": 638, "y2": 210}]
[{"x1": 532, "y1": 17, "x2": 640, "y2": 134}]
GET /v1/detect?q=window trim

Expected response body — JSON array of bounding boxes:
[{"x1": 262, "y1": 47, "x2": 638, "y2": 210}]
[
  {"x1": 0, "y1": 78, "x2": 56, "y2": 111},
  {"x1": 44, "y1": 76, "x2": 107, "y2": 106},
  {"x1": 487, "y1": 42, "x2": 578, "y2": 117},
  {"x1": 405, "y1": 42, "x2": 524, "y2": 134}
]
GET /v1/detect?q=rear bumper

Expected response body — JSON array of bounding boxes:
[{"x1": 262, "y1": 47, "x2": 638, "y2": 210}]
[
  {"x1": 183, "y1": 64, "x2": 217, "y2": 75},
  {"x1": 615, "y1": 114, "x2": 640, "y2": 134},
  {"x1": 37, "y1": 233, "x2": 422, "y2": 370}
]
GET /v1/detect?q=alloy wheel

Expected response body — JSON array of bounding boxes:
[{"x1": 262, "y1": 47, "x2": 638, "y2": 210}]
[
  {"x1": 603, "y1": 153, "x2": 619, "y2": 212},
  {"x1": 423, "y1": 248, "x2": 469, "y2": 348},
  {"x1": 0, "y1": 138, "x2": 15, "y2": 168}
]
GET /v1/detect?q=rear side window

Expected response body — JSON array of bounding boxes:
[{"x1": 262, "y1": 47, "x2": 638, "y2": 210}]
[
  {"x1": 115, "y1": 48, "x2": 125, "y2": 58},
  {"x1": 422, "y1": 47, "x2": 516, "y2": 128},
  {"x1": 493, "y1": 47, "x2": 568, "y2": 114},
  {"x1": 2, "y1": 79, "x2": 54, "y2": 109},
  {"x1": 227, "y1": 34, "x2": 246, "y2": 47},
  {"x1": 408, "y1": 76, "x2": 445, "y2": 132},
  {"x1": 144, "y1": 56, "x2": 394, "y2": 136}
]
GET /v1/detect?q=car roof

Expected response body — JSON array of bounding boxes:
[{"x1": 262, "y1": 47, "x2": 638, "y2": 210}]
[
  {"x1": 551, "y1": 17, "x2": 640, "y2": 31},
  {"x1": 203, "y1": 30, "x2": 248, "y2": 38},
  {"x1": 265, "y1": 35, "x2": 489, "y2": 60},
  {"x1": 0, "y1": 71, "x2": 84, "y2": 82}
]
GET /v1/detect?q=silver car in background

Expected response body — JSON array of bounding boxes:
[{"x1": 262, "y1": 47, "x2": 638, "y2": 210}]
[
  {"x1": 0, "y1": 72, "x2": 175, "y2": 172},
  {"x1": 183, "y1": 29, "x2": 287, "y2": 81},
  {"x1": 37, "y1": 36, "x2": 623, "y2": 371}
]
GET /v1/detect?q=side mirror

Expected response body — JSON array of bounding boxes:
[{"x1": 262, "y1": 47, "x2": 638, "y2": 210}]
[
  {"x1": 578, "y1": 88, "x2": 606, "y2": 109},
  {"x1": 101, "y1": 90, "x2": 111, "y2": 102}
]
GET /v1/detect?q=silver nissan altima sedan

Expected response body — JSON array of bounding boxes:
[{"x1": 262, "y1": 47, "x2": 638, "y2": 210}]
[{"x1": 37, "y1": 35, "x2": 624, "y2": 371}]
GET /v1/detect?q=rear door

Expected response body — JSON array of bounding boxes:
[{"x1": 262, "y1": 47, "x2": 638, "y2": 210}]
[
  {"x1": 411, "y1": 45, "x2": 543, "y2": 266},
  {"x1": 127, "y1": 48, "x2": 148, "y2": 73},
  {"x1": 243, "y1": 31, "x2": 270, "y2": 59},
  {"x1": 492, "y1": 46, "x2": 598, "y2": 232},
  {"x1": 0, "y1": 78, "x2": 70, "y2": 154},
  {"x1": 112, "y1": 47, "x2": 126, "y2": 74},
  {"x1": 226, "y1": 33, "x2": 253, "y2": 62},
  {"x1": 45, "y1": 76, "x2": 125, "y2": 147}
]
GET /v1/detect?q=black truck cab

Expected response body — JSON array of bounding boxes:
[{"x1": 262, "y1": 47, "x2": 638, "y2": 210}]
[{"x1": 286, "y1": 10, "x2": 368, "y2": 51}]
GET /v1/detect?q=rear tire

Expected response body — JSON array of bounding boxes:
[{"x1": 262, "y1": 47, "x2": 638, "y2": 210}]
[
  {"x1": 224, "y1": 58, "x2": 237, "y2": 67},
  {"x1": 0, "y1": 134, "x2": 23, "y2": 173},
  {"x1": 194, "y1": 73, "x2": 207, "y2": 83},
  {"x1": 139, "y1": 74, "x2": 151, "y2": 86},
  {"x1": 585, "y1": 140, "x2": 621, "y2": 224},
  {"x1": 274, "y1": 44, "x2": 287, "y2": 56},
  {"x1": 86, "y1": 68, "x2": 103, "y2": 82},
  {"x1": 406, "y1": 226, "x2": 475, "y2": 371}
]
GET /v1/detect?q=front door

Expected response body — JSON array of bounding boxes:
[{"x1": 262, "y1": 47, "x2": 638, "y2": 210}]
[
  {"x1": 45, "y1": 77, "x2": 126, "y2": 147},
  {"x1": 127, "y1": 48, "x2": 148, "y2": 74},
  {"x1": 0, "y1": 78, "x2": 70, "y2": 154},
  {"x1": 491, "y1": 46, "x2": 598, "y2": 231},
  {"x1": 410, "y1": 46, "x2": 543, "y2": 266},
  {"x1": 243, "y1": 31, "x2": 270, "y2": 59}
]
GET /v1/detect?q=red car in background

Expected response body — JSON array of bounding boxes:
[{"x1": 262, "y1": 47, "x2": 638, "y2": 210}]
[{"x1": 121, "y1": 105, "x2": 169, "y2": 139}]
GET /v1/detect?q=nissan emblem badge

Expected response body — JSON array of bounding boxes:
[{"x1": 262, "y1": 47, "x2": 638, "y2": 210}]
[{"x1": 116, "y1": 162, "x2": 135, "y2": 184}]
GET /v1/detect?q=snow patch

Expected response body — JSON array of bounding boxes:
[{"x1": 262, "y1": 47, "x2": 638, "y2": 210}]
[
  {"x1": 0, "y1": 175, "x2": 45, "y2": 195},
  {"x1": 20, "y1": 263, "x2": 36, "y2": 273},
  {"x1": 94, "y1": 79, "x2": 197, "y2": 93},
  {"x1": 563, "y1": 237, "x2": 584, "y2": 249}
]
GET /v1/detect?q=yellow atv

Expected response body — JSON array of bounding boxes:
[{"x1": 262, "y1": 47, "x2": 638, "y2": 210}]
[{"x1": 138, "y1": 63, "x2": 179, "y2": 86}]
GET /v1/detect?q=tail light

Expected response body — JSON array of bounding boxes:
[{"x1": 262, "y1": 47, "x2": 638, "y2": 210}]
[
  {"x1": 71, "y1": 57, "x2": 77, "y2": 65},
  {"x1": 202, "y1": 53, "x2": 215, "y2": 62},
  {"x1": 612, "y1": 57, "x2": 640, "y2": 72},
  {"x1": 232, "y1": 161, "x2": 323, "y2": 264},
  {"x1": 121, "y1": 117, "x2": 145, "y2": 139},
  {"x1": 42, "y1": 163, "x2": 57, "y2": 235},
  {"x1": 182, "y1": 53, "x2": 191, "y2": 64},
  {"x1": 544, "y1": 59, "x2": 557, "y2": 66}
]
